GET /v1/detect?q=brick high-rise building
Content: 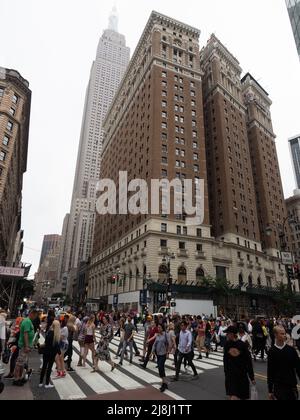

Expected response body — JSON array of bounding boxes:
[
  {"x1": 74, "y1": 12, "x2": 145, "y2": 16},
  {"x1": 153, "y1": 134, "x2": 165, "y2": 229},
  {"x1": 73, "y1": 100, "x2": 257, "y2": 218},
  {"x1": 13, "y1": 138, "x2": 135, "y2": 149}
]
[
  {"x1": 241, "y1": 73, "x2": 290, "y2": 258},
  {"x1": 200, "y1": 36, "x2": 261, "y2": 250},
  {"x1": 88, "y1": 14, "x2": 297, "y2": 314},
  {"x1": 90, "y1": 11, "x2": 211, "y2": 310},
  {"x1": 0, "y1": 67, "x2": 31, "y2": 266}
]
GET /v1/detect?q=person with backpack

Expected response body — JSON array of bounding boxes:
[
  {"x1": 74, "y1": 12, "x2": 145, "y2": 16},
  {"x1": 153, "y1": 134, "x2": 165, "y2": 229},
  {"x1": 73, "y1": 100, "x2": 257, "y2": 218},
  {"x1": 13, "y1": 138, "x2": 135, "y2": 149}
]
[{"x1": 152, "y1": 324, "x2": 170, "y2": 392}]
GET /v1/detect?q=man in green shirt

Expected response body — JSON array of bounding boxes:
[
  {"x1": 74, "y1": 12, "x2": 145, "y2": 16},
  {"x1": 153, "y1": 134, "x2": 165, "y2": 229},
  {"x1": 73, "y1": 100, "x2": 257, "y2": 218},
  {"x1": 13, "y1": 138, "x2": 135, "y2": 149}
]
[{"x1": 13, "y1": 309, "x2": 38, "y2": 386}]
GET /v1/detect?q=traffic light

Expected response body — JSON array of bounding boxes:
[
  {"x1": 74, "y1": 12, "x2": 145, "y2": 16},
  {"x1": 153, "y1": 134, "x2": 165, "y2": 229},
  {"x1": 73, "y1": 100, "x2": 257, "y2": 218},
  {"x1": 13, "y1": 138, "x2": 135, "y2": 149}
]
[
  {"x1": 112, "y1": 275, "x2": 118, "y2": 285},
  {"x1": 287, "y1": 266, "x2": 294, "y2": 281}
]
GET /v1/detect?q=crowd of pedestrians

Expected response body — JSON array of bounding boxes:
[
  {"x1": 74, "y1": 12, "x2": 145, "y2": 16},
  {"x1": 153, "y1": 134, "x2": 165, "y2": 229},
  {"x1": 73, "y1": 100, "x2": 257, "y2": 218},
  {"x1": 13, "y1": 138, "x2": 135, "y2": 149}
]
[{"x1": 0, "y1": 306, "x2": 300, "y2": 399}]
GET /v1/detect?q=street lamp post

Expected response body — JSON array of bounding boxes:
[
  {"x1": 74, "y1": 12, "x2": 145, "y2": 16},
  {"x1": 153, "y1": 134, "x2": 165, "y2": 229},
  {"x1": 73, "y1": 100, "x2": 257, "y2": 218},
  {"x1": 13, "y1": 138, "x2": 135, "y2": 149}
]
[
  {"x1": 266, "y1": 216, "x2": 296, "y2": 292},
  {"x1": 162, "y1": 253, "x2": 175, "y2": 309}
]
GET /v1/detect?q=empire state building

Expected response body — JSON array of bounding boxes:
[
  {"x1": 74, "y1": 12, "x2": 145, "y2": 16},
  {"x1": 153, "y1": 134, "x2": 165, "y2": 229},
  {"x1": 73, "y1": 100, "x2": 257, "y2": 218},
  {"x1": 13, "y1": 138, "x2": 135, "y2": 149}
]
[{"x1": 60, "y1": 8, "x2": 130, "y2": 293}]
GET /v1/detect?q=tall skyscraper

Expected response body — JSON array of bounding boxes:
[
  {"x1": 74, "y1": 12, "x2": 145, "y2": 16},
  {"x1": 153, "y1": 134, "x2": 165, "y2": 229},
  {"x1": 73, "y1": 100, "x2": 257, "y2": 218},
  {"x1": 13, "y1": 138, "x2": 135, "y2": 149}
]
[
  {"x1": 286, "y1": 0, "x2": 300, "y2": 59},
  {"x1": 200, "y1": 36, "x2": 261, "y2": 250},
  {"x1": 39, "y1": 234, "x2": 61, "y2": 268},
  {"x1": 60, "y1": 9, "x2": 130, "y2": 295},
  {"x1": 90, "y1": 11, "x2": 211, "y2": 310},
  {"x1": 289, "y1": 135, "x2": 300, "y2": 189},
  {"x1": 241, "y1": 73, "x2": 289, "y2": 257},
  {"x1": 0, "y1": 67, "x2": 31, "y2": 266}
]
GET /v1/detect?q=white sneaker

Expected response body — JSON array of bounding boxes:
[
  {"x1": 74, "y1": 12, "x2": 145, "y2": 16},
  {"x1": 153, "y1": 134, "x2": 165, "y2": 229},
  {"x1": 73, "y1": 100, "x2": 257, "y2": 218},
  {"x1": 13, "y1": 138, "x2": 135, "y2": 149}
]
[
  {"x1": 39, "y1": 383, "x2": 44, "y2": 388},
  {"x1": 45, "y1": 384, "x2": 55, "y2": 389}
]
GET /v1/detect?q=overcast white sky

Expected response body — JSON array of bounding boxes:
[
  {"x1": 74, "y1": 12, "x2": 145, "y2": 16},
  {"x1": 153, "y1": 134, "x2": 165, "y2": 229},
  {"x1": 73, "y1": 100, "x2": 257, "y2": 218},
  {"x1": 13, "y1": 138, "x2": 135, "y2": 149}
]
[{"x1": 1, "y1": 0, "x2": 299, "y2": 275}]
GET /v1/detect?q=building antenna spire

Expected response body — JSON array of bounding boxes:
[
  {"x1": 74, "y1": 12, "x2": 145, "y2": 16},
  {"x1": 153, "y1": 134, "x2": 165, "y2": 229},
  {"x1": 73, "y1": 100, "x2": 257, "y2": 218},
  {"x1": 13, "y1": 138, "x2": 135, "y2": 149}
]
[{"x1": 108, "y1": 3, "x2": 118, "y2": 32}]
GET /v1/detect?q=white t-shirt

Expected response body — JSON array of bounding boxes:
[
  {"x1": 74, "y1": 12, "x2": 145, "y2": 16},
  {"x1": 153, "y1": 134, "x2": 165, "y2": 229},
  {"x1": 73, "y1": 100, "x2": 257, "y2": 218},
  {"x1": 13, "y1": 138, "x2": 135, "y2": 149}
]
[
  {"x1": 60, "y1": 326, "x2": 69, "y2": 343},
  {"x1": 0, "y1": 315, "x2": 6, "y2": 340}
]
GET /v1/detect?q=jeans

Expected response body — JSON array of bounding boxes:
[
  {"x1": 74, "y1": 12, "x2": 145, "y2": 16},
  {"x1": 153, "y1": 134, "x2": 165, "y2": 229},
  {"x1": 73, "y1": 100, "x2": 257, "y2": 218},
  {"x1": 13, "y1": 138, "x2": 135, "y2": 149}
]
[
  {"x1": 120, "y1": 340, "x2": 133, "y2": 363},
  {"x1": 175, "y1": 351, "x2": 197, "y2": 378},
  {"x1": 157, "y1": 355, "x2": 167, "y2": 378},
  {"x1": 40, "y1": 353, "x2": 56, "y2": 385},
  {"x1": 65, "y1": 339, "x2": 73, "y2": 368}
]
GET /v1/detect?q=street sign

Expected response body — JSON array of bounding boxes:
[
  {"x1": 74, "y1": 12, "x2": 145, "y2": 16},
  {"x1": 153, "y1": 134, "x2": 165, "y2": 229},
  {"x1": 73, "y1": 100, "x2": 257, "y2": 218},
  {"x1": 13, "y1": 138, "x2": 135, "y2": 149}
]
[
  {"x1": 281, "y1": 252, "x2": 294, "y2": 265},
  {"x1": 0, "y1": 266, "x2": 25, "y2": 277}
]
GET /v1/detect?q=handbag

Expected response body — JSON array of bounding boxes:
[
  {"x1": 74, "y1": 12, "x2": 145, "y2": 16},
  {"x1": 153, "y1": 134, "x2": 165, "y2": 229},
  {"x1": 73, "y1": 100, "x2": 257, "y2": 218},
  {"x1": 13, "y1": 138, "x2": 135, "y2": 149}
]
[
  {"x1": 250, "y1": 384, "x2": 258, "y2": 401},
  {"x1": 2, "y1": 347, "x2": 10, "y2": 364},
  {"x1": 38, "y1": 344, "x2": 45, "y2": 355}
]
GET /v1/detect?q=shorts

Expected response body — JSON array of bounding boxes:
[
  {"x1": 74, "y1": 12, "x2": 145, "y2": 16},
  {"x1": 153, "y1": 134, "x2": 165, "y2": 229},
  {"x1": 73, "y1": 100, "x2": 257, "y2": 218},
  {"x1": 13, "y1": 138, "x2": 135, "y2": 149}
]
[
  {"x1": 84, "y1": 335, "x2": 94, "y2": 345},
  {"x1": 16, "y1": 348, "x2": 30, "y2": 368}
]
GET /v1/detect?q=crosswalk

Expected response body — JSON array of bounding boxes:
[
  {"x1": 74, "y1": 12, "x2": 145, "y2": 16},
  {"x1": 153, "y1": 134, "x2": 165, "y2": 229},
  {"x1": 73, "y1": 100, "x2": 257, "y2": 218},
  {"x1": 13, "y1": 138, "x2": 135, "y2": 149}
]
[{"x1": 40, "y1": 329, "x2": 224, "y2": 400}]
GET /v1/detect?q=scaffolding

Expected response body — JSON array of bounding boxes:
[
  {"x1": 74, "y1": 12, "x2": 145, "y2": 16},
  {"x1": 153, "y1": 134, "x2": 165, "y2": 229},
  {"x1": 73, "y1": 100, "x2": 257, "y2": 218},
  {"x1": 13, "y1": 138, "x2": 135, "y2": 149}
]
[{"x1": 0, "y1": 264, "x2": 31, "y2": 312}]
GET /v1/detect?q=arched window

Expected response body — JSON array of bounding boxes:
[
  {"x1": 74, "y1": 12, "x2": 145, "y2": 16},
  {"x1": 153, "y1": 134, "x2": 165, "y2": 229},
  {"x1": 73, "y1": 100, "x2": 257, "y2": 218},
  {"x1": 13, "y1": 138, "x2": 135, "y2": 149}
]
[
  {"x1": 239, "y1": 273, "x2": 244, "y2": 287},
  {"x1": 196, "y1": 267, "x2": 205, "y2": 283},
  {"x1": 248, "y1": 275, "x2": 253, "y2": 288},
  {"x1": 178, "y1": 266, "x2": 187, "y2": 284},
  {"x1": 158, "y1": 264, "x2": 168, "y2": 283}
]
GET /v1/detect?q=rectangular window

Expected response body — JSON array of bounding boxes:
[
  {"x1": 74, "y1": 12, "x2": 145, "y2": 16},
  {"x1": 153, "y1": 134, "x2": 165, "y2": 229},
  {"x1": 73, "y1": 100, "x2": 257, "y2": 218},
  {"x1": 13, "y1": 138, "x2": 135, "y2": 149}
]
[
  {"x1": 162, "y1": 122, "x2": 167, "y2": 129},
  {"x1": 161, "y1": 223, "x2": 167, "y2": 233},
  {"x1": 181, "y1": 161, "x2": 186, "y2": 168},
  {"x1": 197, "y1": 229, "x2": 202, "y2": 237},
  {"x1": 0, "y1": 151, "x2": 6, "y2": 161},
  {"x1": 197, "y1": 244, "x2": 203, "y2": 252},
  {"x1": 194, "y1": 165, "x2": 199, "y2": 172},
  {"x1": 177, "y1": 226, "x2": 181, "y2": 235},
  {"x1": 176, "y1": 160, "x2": 180, "y2": 167},
  {"x1": 162, "y1": 145, "x2": 167, "y2": 153},
  {"x1": 162, "y1": 101, "x2": 167, "y2": 108},
  {"x1": 216, "y1": 266, "x2": 227, "y2": 280},
  {"x1": 193, "y1": 142, "x2": 198, "y2": 149},
  {"x1": 9, "y1": 108, "x2": 15, "y2": 116},
  {"x1": 176, "y1": 148, "x2": 180, "y2": 156},
  {"x1": 179, "y1": 241, "x2": 185, "y2": 250},
  {"x1": 183, "y1": 226, "x2": 187, "y2": 235},
  {"x1": 160, "y1": 239, "x2": 167, "y2": 248},
  {"x1": 162, "y1": 156, "x2": 168, "y2": 164},
  {"x1": 3, "y1": 136, "x2": 9, "y2": 146},
  {"x1": 192, "y1": 131, "x2": 197, "y2": 138},
  {"x1": 191, "y1": 91, "x2": 195, "y2": 97},
  {"x1": 181, "y1": 150, "x2": 185, "y2": 157},
  {"x1": 193, "y1": 153, "x2": 198, "y2": 160},
  {"x1": 0, "y1": 87, "x2": 4, "y2": 97},
  {"x1": 161, "y1": 169, "x2": 167, "y2": 177},
  {"x1": 162, "y1": 71, "x2": 167, "y2": 78},
  {"x1": 162, "y1": 133, "x2": 167, "y2": 141},
  {"x1": 7, "y1": 121, "x2": 13, "y2": 131},
  {"x1": 162, "y1": 111, "x2": 167, "y2": 118},
  {"x1": 12, "y1": 94, "x2": 19, "y2": 104}
]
